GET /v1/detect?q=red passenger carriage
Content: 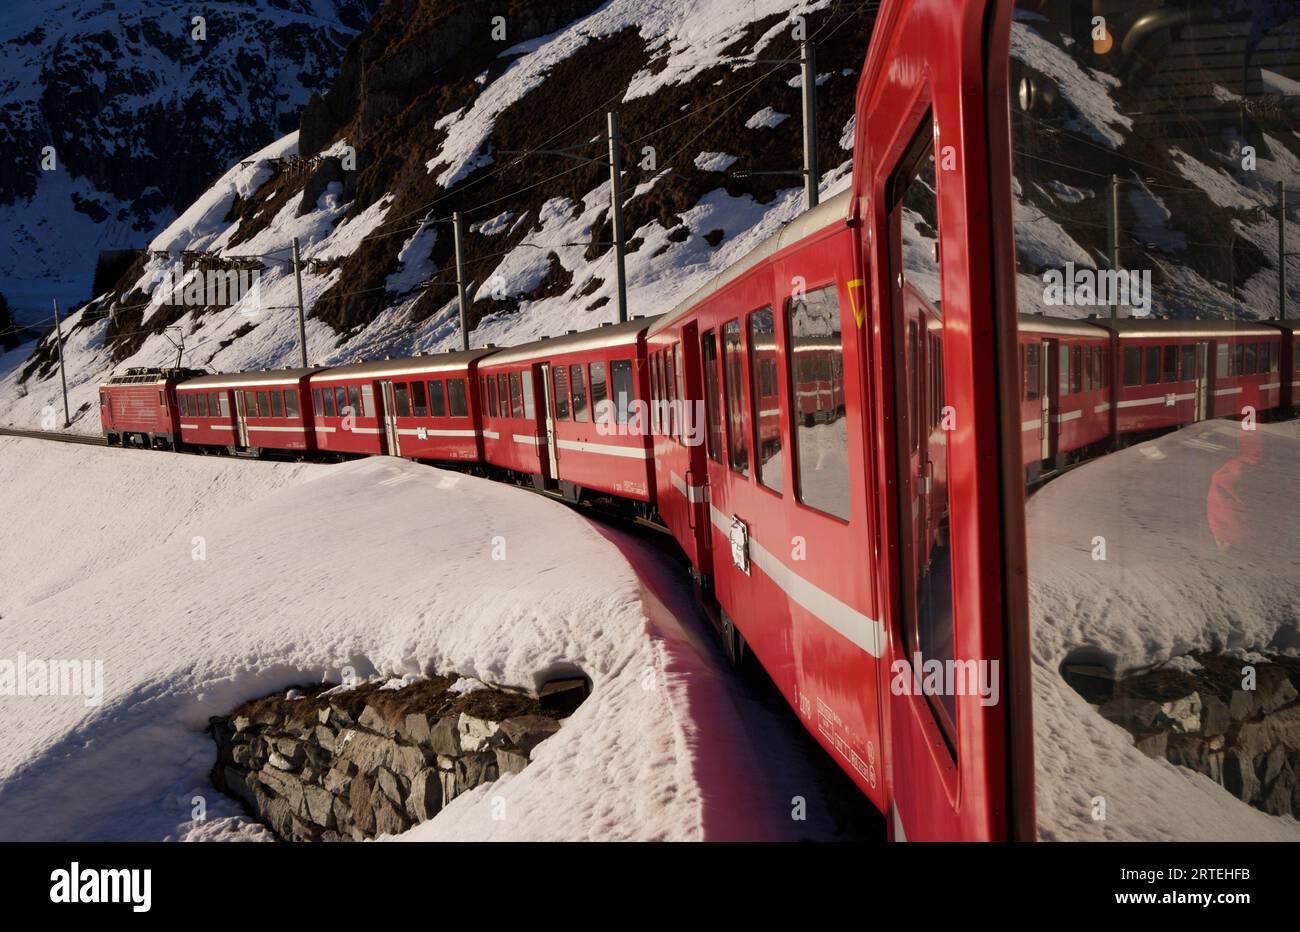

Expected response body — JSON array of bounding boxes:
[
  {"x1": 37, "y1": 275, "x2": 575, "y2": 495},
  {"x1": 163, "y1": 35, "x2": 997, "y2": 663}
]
[
  {"x1": 179, "y1": 368, "x2": 320, "y2": 454},
  {"x1": 306, "y1": 351, "x2": 491, "y2": 460}
]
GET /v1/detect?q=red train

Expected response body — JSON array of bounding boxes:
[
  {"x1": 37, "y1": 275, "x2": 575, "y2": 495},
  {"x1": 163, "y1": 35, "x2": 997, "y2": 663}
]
[{"x1": 98, "y1": 0, "x2": 1300, "y2": 841}]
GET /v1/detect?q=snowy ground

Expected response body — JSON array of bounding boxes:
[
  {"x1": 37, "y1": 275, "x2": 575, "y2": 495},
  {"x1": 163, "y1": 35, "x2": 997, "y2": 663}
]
[
  {"x1": 1028, "y1": 417, "x2": 1300, "y2": 841},
  {"x1": 0, "y1": 436, "x2": 876, "y2": 841}
]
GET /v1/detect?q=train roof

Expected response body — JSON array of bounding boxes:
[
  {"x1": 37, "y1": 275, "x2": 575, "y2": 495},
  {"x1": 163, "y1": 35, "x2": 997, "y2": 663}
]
[
  {"x1": 310, "y1": 348, "x2": 496, "y2": 383},
  {"x1": 181, "y1": 367, "x2": 323, "y2": 390},
  {"x1": 1017, "y1": 314, "x2": 1110, "y2": 338},
  {"x1": 481, "y1": 316, "x2": 660, "y2": 366},
  {"x1": 1087, "y1": 317, "x2": 1284, "y2": 338},
  {"x1": 648, "y1": 189, "x2": 852, "y2": 336},
  {"x1": 103, "y1": 366, "x2": 207, "y2": 386}
]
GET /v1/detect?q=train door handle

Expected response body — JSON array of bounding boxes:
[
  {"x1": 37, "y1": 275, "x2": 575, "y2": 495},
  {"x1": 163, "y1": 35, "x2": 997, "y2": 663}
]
[{"x1": 918, "y1": 460, "x2": 933, "y2": 495}]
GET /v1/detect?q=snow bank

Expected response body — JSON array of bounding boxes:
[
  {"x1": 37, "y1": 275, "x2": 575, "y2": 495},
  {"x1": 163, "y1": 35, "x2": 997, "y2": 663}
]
[
  {"x1": 1029, "y1": 418, "x2": 1300, "y2": 840},
  {"x1": 0, "y1": 437, "x2": 862, "y2": 841}
]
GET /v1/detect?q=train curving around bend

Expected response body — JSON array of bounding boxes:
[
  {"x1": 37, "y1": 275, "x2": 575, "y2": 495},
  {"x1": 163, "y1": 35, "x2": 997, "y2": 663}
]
[{"x1": 99, "y1": 1, "x2": 1300, "y2": 840}]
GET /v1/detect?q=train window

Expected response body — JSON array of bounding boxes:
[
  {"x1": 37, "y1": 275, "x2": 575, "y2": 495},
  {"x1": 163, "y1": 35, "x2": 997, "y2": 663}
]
[
  {"x1": 1070, "y1": 346, "x2": 1083, "y2": 394},
  {"x1": 1268, "y1": 342, "x2": 1278, "y2": 372},
  {"x1": 480, "y1": 377, "x2": 489, "y2": 413},
  {"x1": 510, "y1": 372, "x2": 524, "y2": 418},
  {"x1": 206, "y1": 392, "x2": 216, "y2": 416},
  {"x1": 1233, "y1": 343, "x2": 1244, "y2": 377},
  {"x1": 588, "y1": 363, "x2": 606, "y2": 423},
  {"x1": 722, "y1": 319, "x2": 750, "y2": 476},
  {"x1": 889, "y1": 114, "x2": 956, "y2": 743},
  {"x1": 1025, "y1": 344, "x2": 1041, "y2": 399},
  {"x1": 255, "y1": 391, "x2": 269, "y2": 418},
  {"x1": 553, "y1": 367, "x2": 570, "y2": 420},
  {"x1": 219, "y1": 394, "x2": 230, "y2": 418},
  {"x1": 907, "y1": 322, "x2": 920, "y2": 447},
  {"x1": 330, "y1": 387, "x2": 345, "y2": 417},
  {"x1": 610, "y1": 359, "x2": 634, "y2": 425},
  {"x1": 395, "y1": 382, "x2": 410, "y2": 418},
  {"x1": 497, "y1": 374, "x2": 510, "y2": 417},
  {"x1": 411, "y1": 380, "x2": 428, "y2": 417},
  {"x1": 486, "y1": 376, "x2": 498, "y2": 417},
  {"x1": 313, "y1": 389, "x2": 322, "y2": 415},
  {"x1": 570, "y1": 364, "x2": 588, "y2": 422},
  {"x1": 674, "y1": 343, "x2": 685, "y2": 418},
  {"x1": 269, "y1": 392, "x2": 283, "y2": 418},
  {"x1": 1179, "y1": 346, "x2": 1195, "y2": 382},
  {"x1": 360, "y1": 384, "x2": 374, "y2": 418},
  {"x1": 520, "y1": 371, "x2": 535, "y2": 418},
  {"x1": 1144, "y1": 346, "x2": 1160, "y2": 385},
  {"x1": 285, "y1": 391, "x2": 299, "y2": 418},
  {"x1": 665, "y1": 351, "x2": 678, "y2": 438},
  {"x1": 1122, "y1": 347, "x2": 1141, "y2": 387},
  {"x1": 1091, "y1": 347, "x2": 1102, "y2": 390},
  {"x1": 346, "y1": 385, "x2": 361, "y2": 419},
  {"x1": 749, "y1": 307, "x2": 782, "y2": 493},
  {"x1": 1161, "y1": 346, "x2": 1178, "y2": 383},
  {"x1": 1216, "y1": 344, "x2": 1230, "y2": 379},
  {"x1": 447, "y1": 378, "x2": 468, "y2": 417},
  {"x1": 787, "y1": 286, "x2": 849, "y2": 519},
  {"x1": 322, "y1": 387, "x2": 335, "y2": 417},
  {"x1": 701, "y1": 331, "x2": 723, "y2": 463},
  {"x1": 1244, "y1": 343, "x2": 1257, "y2": 375},
  {"x1": 159, "y1": 390, "x2": 166, "y2": 406},
  {"x1": 428, "y1": 380, "x2": 446, "y2": 417}
]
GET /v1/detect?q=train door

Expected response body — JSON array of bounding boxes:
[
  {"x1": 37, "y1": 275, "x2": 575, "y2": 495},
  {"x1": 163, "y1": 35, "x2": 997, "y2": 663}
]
[
  {"x1": 234, "y1": 391, "x2": 250, "y2": 447},
  {"x1": 1194, "y1": 341, "x2": 1210, "y2": 421},
  {"x1": 379, "y1": 380, "x2": 401, "y2": 455},
  {"x1": 540, "y1": 363, "x2": 559, "y2": 478},
  {"x1": 1038, "y1": 339, "x2": 1055, "y2": 461},
  {"x1": 679, "y1": 320, "x2": 713, "y2": 577}
]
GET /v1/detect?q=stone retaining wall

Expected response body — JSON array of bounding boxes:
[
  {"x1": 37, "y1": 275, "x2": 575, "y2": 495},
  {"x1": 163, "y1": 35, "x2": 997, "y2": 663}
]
[{"x1": 208, "y1": 674, "x2": 586, "y2": 840}]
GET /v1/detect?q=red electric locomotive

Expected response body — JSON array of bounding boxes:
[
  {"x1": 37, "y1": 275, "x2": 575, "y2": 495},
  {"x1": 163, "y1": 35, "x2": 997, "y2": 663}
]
[{"x1": 99, "y1": 366, "x2": 207, "y2": 449}]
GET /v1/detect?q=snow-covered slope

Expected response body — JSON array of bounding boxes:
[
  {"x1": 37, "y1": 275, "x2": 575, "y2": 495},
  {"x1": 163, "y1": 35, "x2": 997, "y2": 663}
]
[
  {"x1": 0, "y1": 437, "x2": 870, "y2": 841},
  {"x1": 0, "y1": 0, "x2": 869, "y2": 432},
  {"x1": 0, "y1": 0, "x2": 378, "y2": 322},
  {"x1": 1028, "y1": 419, "x2": 1300, "y2": 841}
]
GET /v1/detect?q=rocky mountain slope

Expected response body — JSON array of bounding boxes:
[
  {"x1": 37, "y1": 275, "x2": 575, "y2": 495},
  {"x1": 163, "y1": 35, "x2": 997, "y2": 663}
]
[
  {"x1": 0, "y1": 0, "x2": 379, "y2": 323},
  {"x1": 3, "y1": 0, "x2": 875, "y2": 430}
]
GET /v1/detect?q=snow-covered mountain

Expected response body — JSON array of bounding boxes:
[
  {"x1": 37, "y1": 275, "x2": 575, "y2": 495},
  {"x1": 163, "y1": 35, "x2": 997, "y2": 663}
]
[
  {"x1": 0, "y1": 0, "x2": 379, "y2": 324},
  {"x1": 2, "y1": 0, "x2": 872, "y2": 431}
]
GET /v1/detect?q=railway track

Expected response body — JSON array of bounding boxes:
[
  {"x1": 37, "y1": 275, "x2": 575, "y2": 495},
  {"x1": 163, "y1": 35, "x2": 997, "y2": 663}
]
[{"x1": 0, "y1": 427, "x2": 109, "y2": 447}]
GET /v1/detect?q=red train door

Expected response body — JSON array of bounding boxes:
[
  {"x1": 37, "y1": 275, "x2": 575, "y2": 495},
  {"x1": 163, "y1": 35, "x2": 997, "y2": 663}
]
[
  {"x1": 1194, "y1": 341, "x2": 1210, "y2": 421},
  {"x1": 678, "y1": 321, "x2": 714, "y2": 578},
  {"x1": 860, "y1": 0, "x2": 1023, "y2": 841},
  {"x1": 1039, "y1": 338, "x2": 1056, "y2": 462},
  {"x1": 539, "y1": 363, "x2": 559, "y2": 479},
  {"x1": 234, "y1": 391, "x2": 250, "y2": 447},
  {"x1": 379, "y1": 380, "x2": 401, "y2": 455}
]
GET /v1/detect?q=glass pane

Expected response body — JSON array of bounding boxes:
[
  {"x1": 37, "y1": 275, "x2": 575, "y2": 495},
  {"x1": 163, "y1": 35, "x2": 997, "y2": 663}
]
[
  {"x1": 510, "y1": 372, "x2": 523, "y2": 418},
  {"x1": 520, "y1": 371, "x2": 534, "y2": 418},
  {"x1": 1009, "y1": 0, "x2": 1300, "y2": 840},
  {"x1": 428, "y1": 380, "x2": 446, "y2": 417},
  {"x1": 749, "y1": 307, "x2": 782, "y2": 492},
  {"x1": 553, "y1": 367, "x2": 570, "y2": 420},
  {"x1": 347, "y1": 385, "x2": 361, "y2": 419},
  {"x1": 447, "y1": 378, "x2": 468, "y2": 418},
  {"x1": 285, "y1": 391, "x2": 299, "y2": 418},
  {"x1": 702, "y1": 331, "x2": 723, "y2": 463},
  {"x1": 322, "y1": 387, "x2": 335, "y2": 417},
  {"x1": 334, "y1": 387, "x2": 348, "y2": 416},
  {"x1": 610, "y1": 360, "x2": 633, "y2": 424},
  {"x1": 256, "y1": 392, "x2": 269, "y2": 418},
  {"x1": 394, "y1": 383, "x2": 410, "y2": 418},
  {"x1": 789, "y1": 287, "x2": 850, "y2": 519},
  {"x1": 570, "y1": 364, "x2": 588, "y2": 422},
  {"x1": 411, "y1": 380, "x2": 428, "y2": 417}
]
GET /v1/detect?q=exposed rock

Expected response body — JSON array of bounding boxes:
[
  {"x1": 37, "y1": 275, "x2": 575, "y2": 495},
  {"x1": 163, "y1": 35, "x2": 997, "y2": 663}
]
[
  {"x1": 1098, "y1": 697, "x2": 1162, "y2": 730},
  {"x1": 399, "y1": 712, "x2": 432, "y2": 746},
  {"x1": 500, "y1": 715, "x2": 562, "y2": 756},
  {"x1": 406, "y1": 769, "x2": 441, "y2": 821},
  {"x1": 429, "y1": 717, "x2": 461, "y2": 756},
  {"x1": 496, "y1": 747, "x2": 530, "y2": 775},
  {"x1": 372, "y1": 788, "x2": 411, "y2": 837},
  {"x1": 458, "y1": 714, "x2": 500, "y2": 752}
]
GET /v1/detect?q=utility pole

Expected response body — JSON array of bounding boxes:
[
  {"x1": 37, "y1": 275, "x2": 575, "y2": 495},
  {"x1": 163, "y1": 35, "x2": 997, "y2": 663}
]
[
  {"x1": 453, "y1": 211, "x2": 471, "y2": 350},
  {"x1": 52, "y1": 298, "x2": 70, "y2": 428},
  {"x1": 1279, "y1": 182, "x2": 1287, "y2": 320},
  {"x1": 1108, "y1": 174, "x2": 1121, "y2": 318},
  {"x1": 801, "y1": 40, "x2": 820, "y2": 210},
  {"x1": 291, "y1": 237, "x2": 308, "y2": 367},
  {"x1": 607, "y1": 111, "x2": 629, "y2": 324}
]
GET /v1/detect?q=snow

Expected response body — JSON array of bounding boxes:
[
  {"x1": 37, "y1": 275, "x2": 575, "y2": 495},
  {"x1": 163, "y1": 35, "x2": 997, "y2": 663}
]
[
  {"x1": 694, "y1": 152, "x2": 739, "y2": 172},
  {"x1": 1010, "y1": 21, "x2": 1132, "y2": 147},
  {"x1": 0, "y1": 437, "x2": 870, "y2": 841},
  {"x1": 745, "y1": 107, "x2": 789, "y2": 130},
  {"x1": 1028, "y1": 419, "x2": 1300, "y2": 841}
]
